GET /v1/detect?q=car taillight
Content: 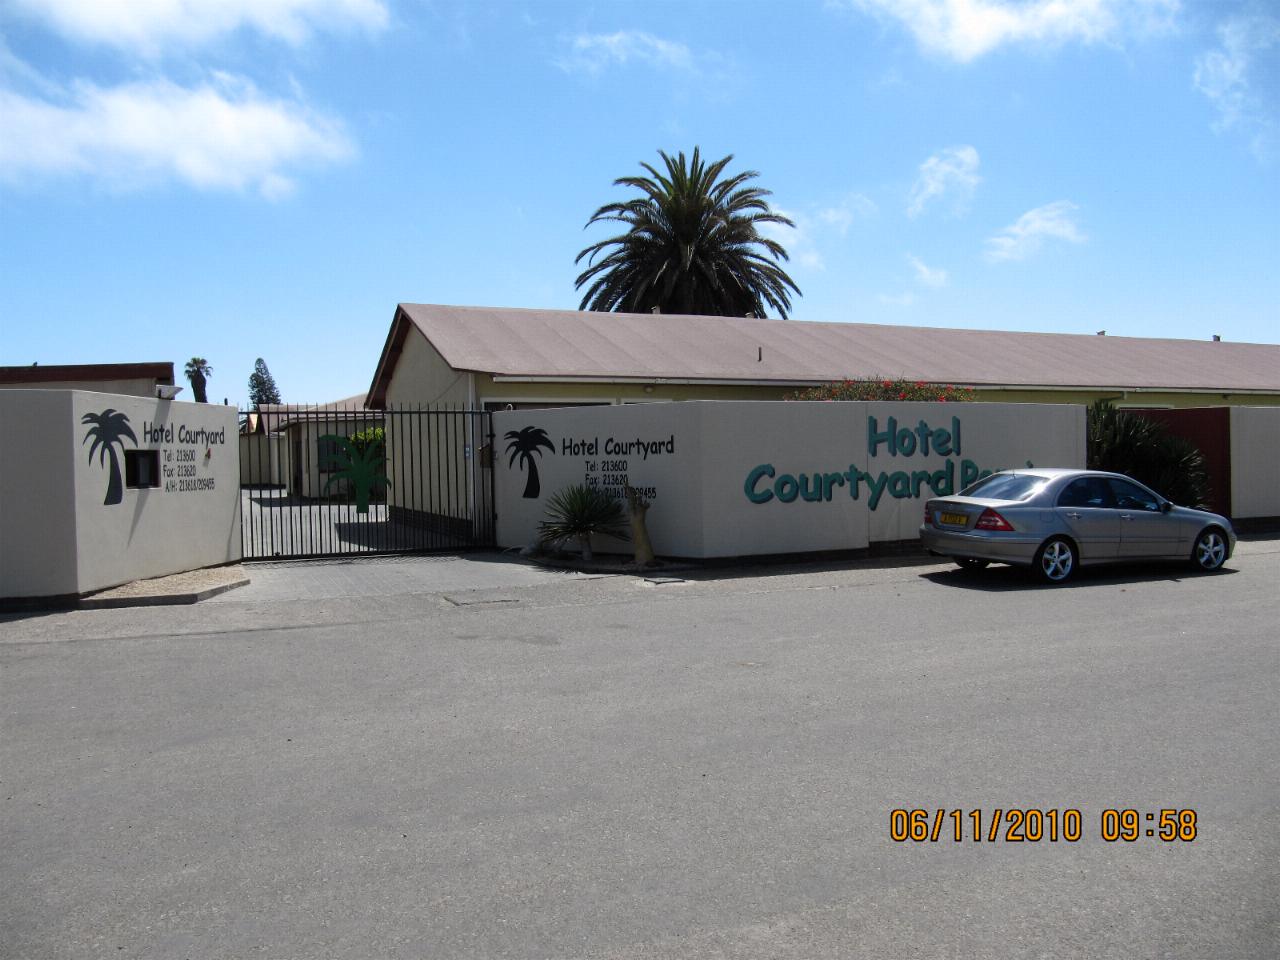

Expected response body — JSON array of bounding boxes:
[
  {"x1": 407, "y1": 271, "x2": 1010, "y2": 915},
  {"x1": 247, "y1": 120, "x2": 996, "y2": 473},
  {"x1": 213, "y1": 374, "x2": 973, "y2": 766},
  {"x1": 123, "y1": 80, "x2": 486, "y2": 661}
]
[
  {"x1": 923, "y1": 503, "x2": 933, "y2": 524},
  {"x1": 975, "y1": 508, "x2": 1014, "y2": 531}
]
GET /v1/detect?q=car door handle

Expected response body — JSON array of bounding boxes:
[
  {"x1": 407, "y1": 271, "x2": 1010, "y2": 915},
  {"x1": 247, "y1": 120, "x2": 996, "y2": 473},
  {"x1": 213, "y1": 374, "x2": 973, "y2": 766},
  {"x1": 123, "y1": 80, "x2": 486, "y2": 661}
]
[{"x1": 1065, "y1": 511, "x2": 1081, "y2": 519}]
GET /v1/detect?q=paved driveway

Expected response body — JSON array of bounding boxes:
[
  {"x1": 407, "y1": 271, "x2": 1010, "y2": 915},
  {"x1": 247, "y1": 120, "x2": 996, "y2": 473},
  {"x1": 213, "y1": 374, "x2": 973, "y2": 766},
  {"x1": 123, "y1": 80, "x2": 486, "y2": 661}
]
[{"x1": 3, "y1": 542, "x2": 1278, "y2": 959}]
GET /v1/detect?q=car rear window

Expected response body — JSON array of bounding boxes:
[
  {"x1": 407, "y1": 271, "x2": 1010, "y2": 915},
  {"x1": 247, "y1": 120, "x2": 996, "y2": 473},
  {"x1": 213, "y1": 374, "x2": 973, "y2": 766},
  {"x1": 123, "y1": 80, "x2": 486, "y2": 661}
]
[{"x1": 959, "y1": 473, "x2": 1049, "y2": 501}]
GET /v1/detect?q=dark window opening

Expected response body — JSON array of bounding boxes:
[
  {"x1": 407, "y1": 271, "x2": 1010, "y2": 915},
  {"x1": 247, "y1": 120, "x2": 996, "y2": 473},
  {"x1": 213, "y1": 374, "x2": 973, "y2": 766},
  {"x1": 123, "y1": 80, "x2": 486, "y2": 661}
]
[{"x1": 125, "y1": 449, "x2": 160, "y2": 489}]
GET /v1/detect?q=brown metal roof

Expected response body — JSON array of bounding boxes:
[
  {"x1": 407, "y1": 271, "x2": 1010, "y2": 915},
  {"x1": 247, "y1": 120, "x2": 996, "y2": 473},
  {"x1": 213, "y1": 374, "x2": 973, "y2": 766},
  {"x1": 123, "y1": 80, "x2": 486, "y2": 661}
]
[
  {"x1": 368, "y1": 303, "x2": 1280, "y2": 404},
  {"x1": 248, "y1": 393, "x2": 370, "y2": 433},
  {"x1": 0, "y1": 362, "x2": 174, "y2": 385}
]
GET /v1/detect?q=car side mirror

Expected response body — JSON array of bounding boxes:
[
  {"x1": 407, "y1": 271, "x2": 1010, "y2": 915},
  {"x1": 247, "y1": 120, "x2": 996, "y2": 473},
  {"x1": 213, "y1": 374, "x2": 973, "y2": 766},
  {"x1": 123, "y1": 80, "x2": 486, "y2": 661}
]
[{"x1": 1161, "y1": 501, "x2": 1173, "y2": 513}]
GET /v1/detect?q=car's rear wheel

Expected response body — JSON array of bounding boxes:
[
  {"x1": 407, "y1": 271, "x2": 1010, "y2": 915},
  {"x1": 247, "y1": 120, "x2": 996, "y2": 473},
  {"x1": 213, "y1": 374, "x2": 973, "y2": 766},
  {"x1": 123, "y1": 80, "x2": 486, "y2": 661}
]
[
  {"x1": 1191, "y1": 527, "x2": 1228, "y2": 572},
  {"x1": 1034, "y1": 537, "x2": 1076, "y2": 584},
  {"x1": 955, "y1": 558, "x2": 990, "y2": 572}
]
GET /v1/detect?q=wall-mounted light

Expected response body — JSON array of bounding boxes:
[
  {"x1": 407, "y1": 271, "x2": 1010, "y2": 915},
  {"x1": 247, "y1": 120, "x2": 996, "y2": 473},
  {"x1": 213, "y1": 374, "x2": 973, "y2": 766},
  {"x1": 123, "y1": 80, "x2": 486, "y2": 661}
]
[{"x1": 155, "y1": 384, "x2": 183, "y2": 399}]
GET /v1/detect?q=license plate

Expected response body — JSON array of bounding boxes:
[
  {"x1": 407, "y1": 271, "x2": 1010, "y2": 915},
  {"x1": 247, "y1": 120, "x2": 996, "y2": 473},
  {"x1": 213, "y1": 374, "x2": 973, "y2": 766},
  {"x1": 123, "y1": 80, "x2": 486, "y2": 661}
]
[{"x1": 940, "y1": 512, "x2": 968, "y2": 526}]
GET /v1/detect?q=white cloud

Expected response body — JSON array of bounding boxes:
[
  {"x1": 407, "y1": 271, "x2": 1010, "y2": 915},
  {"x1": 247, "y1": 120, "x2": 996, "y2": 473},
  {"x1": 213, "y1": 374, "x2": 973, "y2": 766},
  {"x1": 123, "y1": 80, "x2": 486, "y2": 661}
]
[
  {"x1": 985, "y1": 200, "x2": 1085, "y2": 262},
  {"x1": 9, "y1": 0, "x2": 388, "y2": 51},
  {"x1": 842, "y1": 0, "x2": 1176, "y2": 62},
  {"x1": 1194, "y1": 15, "x2": 1280, "y2": 160},
  {"x1": 0, "y1": 74, "x2": 353, "y2": 197},
  {"x1": 816, "y1": 193, "x2": 877, "y2": 235},
  {"x1": 907, "y1": 253, "x2": 947, "y2": 286},
  {"x1": 907, "y1": 144, "x2": 979, "y2": 218},
  {"x1": 555, "y1": 30, "x2": 697, "y2": 75}
]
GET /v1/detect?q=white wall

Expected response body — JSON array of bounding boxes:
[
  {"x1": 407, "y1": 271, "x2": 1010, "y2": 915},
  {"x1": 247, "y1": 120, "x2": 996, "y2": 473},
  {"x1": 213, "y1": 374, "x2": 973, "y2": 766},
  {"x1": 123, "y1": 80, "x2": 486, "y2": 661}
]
[
  {"x1": 1230, "y1": 407, "x2": 1280, "y2": 519},
  {"x1": 1, "y1": 390, "x2": 241, "y2": 600},
  {"x1": 495, "y1": 401, "x2": 1086, "y2": 559}
]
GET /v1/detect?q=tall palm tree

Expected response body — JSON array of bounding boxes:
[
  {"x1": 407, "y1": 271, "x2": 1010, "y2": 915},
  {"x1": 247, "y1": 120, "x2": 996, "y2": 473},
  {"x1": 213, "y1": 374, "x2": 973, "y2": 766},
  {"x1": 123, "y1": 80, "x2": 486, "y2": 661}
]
[
  {"x1": 81, "y1": 409, "x2": 136, "y2": 505},
  {"x1": 575, "y1": 148, "x2": 802, "y2": 318},
  {"x1": 505, "y1": 426, "x2": 555, "y2": 498},
  {"x1": 185, "y1": 357, "x2": 212, "y2": 403}
]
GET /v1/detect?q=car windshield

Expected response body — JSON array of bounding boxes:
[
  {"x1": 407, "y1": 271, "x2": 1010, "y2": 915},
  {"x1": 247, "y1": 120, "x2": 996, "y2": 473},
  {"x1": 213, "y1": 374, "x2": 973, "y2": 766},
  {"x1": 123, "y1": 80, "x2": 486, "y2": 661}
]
[{"x1": 958, "y1": 473, "x2": 1049, "y2": 502}]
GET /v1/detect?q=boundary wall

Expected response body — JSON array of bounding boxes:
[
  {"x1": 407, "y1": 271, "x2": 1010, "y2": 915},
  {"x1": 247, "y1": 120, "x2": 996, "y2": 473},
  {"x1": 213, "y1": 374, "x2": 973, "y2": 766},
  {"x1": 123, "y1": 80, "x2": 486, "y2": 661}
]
[
  {"x1": 495, "y1": 401, "x2": 1086, "y2": 558},
  {"x1": 1, "y1": 390, "x2": 241, "y2": 601}
]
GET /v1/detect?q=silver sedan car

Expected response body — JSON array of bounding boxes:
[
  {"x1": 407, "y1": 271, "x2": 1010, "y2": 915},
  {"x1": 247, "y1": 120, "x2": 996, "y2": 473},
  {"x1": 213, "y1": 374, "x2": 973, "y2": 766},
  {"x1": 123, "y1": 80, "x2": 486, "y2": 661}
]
[{"x1": 920, "y1": 468, "x2": 1235, "y2": 583}]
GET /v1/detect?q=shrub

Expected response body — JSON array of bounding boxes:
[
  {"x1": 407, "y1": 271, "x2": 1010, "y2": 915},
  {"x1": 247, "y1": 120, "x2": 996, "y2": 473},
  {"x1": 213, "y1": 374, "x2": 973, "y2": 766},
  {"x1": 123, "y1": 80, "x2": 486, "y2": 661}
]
[
  {"x1": 788, "y1": 377, "x2": 976, "y2": 402},
  {"x1": 538, "y1": 484, "x2": 630, "y2": 562},
  {"x1": 1086, "y1": 401, "x2": 1211, "y2": 508}
]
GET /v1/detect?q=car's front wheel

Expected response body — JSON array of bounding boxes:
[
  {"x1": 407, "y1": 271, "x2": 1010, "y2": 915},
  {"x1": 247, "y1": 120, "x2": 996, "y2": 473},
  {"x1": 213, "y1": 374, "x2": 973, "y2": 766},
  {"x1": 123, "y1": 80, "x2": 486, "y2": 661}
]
[
  {"x1": 1192, "y1": 527, "x2": 1228, "y2": 572},
  {"x1": 1034, "y1": 537, "x2": 1076, "y2": 584}
]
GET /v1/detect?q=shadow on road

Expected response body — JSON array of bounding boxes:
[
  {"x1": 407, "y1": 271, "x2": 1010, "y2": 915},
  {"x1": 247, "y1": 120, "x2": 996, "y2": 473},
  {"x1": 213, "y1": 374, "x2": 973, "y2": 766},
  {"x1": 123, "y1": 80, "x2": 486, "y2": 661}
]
[{"x1": 920, "y1": 562, "x2": 1238, "y2": 591}]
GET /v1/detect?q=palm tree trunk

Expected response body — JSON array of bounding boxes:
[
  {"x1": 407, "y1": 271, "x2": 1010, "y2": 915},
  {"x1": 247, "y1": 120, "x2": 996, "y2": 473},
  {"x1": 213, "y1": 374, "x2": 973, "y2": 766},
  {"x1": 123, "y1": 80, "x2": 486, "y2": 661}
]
[
  {"x1": 104, "y1": 448, "x2": 123, "y2": 504},
  {"x1": 523, "y1": 462, "x2": 540, "y2": 498}
]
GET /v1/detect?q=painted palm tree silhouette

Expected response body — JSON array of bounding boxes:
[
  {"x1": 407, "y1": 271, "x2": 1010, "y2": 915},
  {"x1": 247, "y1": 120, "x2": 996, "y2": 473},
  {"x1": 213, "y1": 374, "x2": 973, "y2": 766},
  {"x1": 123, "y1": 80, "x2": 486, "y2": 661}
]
[
  {"x1": 81, "y1": 409, "x2": 136, "y2": 505},
  {"x1": 505, "y1": 426, "x2": 554, "y2": 498}
]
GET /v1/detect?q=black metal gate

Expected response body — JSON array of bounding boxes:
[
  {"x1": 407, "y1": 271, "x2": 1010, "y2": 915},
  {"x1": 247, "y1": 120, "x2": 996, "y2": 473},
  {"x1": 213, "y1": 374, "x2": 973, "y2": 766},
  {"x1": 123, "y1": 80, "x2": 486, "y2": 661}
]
[{"x1": 238, "y1": 404, "x2": 495, "y2": 560}]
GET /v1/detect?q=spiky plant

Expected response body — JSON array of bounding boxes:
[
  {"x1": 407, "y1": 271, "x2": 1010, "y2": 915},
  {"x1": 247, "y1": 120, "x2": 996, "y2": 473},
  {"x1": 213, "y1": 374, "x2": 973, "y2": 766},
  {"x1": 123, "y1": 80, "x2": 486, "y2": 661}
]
[
  {"x1": 321, "y1": 434, "x2": 391, "y2": 513},
  {"x1": 575, "y1": 147, "x2": 801, "y2": 318},
  {"x1": 538, "y1": 484, "x2": 629, "y2": 562},
  {"x1": 1087, "y1": 401, "x2": 1211, "y2": 508}
]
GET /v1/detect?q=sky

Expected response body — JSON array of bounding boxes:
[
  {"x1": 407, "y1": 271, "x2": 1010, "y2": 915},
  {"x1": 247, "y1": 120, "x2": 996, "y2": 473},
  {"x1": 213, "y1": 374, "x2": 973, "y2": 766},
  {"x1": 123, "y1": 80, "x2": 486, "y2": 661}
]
[{"x1": 1, "y1": 0, "x2": 1277, "y2": 405}]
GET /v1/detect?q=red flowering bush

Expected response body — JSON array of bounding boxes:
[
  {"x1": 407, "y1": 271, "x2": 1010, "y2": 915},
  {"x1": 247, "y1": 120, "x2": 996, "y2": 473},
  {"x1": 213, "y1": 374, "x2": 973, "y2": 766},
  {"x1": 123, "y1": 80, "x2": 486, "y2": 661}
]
[{"x1": 787, "y1": 377, "x2": 976, "y2": 402}]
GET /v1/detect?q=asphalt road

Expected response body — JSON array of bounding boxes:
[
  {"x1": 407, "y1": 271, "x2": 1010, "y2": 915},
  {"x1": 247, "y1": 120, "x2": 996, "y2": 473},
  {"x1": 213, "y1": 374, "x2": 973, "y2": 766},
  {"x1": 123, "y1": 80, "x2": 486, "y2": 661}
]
[{"x1": 3, "y1": 543, "x2": 1278, "y2": 959}]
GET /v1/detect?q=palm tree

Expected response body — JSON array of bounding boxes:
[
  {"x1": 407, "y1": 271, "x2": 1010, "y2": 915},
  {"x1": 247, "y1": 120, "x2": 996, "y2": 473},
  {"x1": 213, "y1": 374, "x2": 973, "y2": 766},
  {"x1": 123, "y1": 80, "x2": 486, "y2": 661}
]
[
  {"x1": 185, "y1": 358, "x2": 212, "y2": 403},
  {"x1": 575, "y1": 147, "x2": 802, "y2": 318},
  {"x1": 505, "y1": 426, "x2": 555, "y2": 498},
  {"x1": 81, "y1": 409, "x2": 136, "y2": 505}
]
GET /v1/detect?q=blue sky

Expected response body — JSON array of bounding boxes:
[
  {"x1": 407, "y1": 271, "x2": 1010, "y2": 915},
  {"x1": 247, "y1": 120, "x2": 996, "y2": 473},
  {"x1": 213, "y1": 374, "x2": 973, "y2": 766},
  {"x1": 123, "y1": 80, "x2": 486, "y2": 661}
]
[{"x1": 1, "y1": 0, "x2": 1276, "y2": 405}]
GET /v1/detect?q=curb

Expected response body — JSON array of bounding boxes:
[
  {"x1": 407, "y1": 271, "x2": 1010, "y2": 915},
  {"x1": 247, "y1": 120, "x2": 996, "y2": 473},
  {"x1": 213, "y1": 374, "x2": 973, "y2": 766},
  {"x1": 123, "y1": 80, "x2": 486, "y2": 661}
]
[{"x1": 76, "y1": 577, "x2": 251, "y2": 610}]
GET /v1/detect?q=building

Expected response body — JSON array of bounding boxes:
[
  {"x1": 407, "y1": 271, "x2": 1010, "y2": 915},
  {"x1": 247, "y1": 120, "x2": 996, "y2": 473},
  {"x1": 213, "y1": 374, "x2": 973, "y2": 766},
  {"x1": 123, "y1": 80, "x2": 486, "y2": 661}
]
[
  {"x1": 0, "y1": 362, "x2": 177, "y2": 398},
  {"x1": 239, "y1": 393, "x2": 376, "y2": 498},
  {"x1": 367, "y1": 304, "x2": 1280, "y2": 411}
]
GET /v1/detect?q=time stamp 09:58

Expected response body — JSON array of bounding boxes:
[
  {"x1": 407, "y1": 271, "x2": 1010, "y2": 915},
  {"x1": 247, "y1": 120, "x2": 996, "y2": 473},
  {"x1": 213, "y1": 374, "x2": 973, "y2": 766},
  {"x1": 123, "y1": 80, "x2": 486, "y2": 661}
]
[{"x1": 889, "y1": 808, "x2": 1198, "y2": 843}]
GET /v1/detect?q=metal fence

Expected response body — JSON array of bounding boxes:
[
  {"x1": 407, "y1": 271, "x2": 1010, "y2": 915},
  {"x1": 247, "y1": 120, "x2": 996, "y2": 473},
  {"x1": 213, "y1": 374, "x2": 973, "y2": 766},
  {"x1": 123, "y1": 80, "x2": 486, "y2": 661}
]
[{"x1": 238, "y1": 404, "x2": 495, "y2": 560}]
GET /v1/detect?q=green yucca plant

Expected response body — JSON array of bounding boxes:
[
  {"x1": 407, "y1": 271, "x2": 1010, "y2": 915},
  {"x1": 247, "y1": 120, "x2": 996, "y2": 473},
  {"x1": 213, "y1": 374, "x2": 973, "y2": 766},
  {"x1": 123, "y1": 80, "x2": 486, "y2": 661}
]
[
  {"x1": 538, "y1": 484, "x2": 629, "y2": 562},
  {"x1": 321, "y1": 433, "x2": 391, "y2": 513}
]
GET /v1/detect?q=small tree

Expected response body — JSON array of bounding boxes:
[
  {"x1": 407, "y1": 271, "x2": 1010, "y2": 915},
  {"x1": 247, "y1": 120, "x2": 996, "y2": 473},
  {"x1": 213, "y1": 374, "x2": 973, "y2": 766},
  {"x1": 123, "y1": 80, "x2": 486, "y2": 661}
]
[
  {"x1": 185, "y1": 358, "x2": 212, "y2": 403},
  {"x1": 248, "y1": 358, "x2": 282, "y2": 407},
  {"x1": 788, "y1": 377, "x2": 976, "y2": 402}
]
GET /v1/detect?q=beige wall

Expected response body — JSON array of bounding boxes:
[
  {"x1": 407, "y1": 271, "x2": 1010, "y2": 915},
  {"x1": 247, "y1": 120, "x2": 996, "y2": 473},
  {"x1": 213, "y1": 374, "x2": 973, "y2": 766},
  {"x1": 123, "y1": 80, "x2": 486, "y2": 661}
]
[
  {"x1": 0, "y1": 377, "x2": 166, "y2": 398},
  {"x1": 239, "y1": 433, "x2": 284, "y2": 486},
  {"x1": 0, "y1": 391, "x2": 81, "y2": 596},
  {"x1": 1229, "y1": 407, "x2": 1280, "y2": 519},
  {"x1": 0, "y1": 390, "x2": 241, "y2": 600},
  {"x1": 495, "y1": 401, "x2": 1085, "y2": 559},
  {"x1": 971, "y1": 388, "x2": 1280, "y2": 408}
]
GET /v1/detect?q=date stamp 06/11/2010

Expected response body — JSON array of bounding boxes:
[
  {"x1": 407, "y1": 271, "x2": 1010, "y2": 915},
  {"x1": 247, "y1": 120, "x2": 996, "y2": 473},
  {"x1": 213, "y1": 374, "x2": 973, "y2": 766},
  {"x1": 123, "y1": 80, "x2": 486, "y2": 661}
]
[{"x1": 889, "y1": 808, "x2": 1199, "y2": 844}]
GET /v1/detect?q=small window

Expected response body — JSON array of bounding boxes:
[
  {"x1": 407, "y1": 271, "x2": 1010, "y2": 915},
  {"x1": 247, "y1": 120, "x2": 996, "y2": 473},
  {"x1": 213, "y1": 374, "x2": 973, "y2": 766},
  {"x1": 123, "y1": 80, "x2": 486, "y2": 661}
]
[{"x1": 125, "y1": 449, "x2": 160, "y2": 489}]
